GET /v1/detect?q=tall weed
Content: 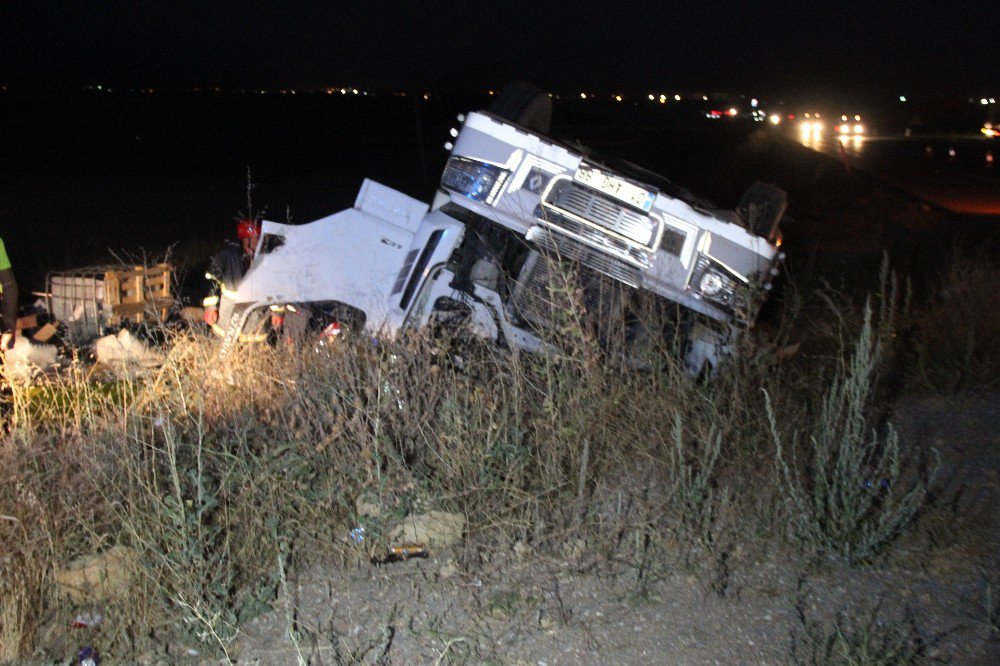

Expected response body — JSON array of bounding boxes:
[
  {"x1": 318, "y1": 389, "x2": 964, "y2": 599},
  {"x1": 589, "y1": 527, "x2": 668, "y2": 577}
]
[{"x1": 766, "y1": 305, "x2": 936, "y2": 563}]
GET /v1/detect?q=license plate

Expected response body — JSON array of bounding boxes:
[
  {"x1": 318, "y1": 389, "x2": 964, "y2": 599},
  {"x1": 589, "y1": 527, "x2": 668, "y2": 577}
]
[{"x1": 574, "y1": 165, "x2": 655, "y2": 212}]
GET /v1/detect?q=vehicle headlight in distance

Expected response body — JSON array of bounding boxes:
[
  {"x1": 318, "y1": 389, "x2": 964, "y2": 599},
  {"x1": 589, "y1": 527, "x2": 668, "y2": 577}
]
[
  {"x1": 689, "y1": 254, "x2": 750, "y2": 316},
  {"x1": 440, "y1": 156, "x2": 510, "y2": 204}
]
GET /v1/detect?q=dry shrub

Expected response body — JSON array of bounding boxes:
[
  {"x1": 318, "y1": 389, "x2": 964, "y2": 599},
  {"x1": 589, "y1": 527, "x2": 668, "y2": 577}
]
[
  {"x1": 0, "y1": 467, "x2": 50, "y2": 662},
  {"x1": 906, "y1": 251, "x2": 1000, "y2": 394},
  {"x1": 792, "y1": 600, "x2": 928, "y2": 665},
  {"x1": 0, "y1": 436, "x2": 115, "y2": 661},
  {"x1": 766, "y1": 304, "x2": 937, "y2": 564}
]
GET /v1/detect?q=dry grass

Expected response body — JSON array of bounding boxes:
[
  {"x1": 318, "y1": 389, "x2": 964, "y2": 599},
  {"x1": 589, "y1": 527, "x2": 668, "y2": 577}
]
[{"x1": 0, "y1": 254, "x2": 995, "y2": 661}]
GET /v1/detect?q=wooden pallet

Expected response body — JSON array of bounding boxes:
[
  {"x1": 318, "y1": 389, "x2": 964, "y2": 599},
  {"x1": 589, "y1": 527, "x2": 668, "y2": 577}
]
[{"x1": 103, "y1": 263, "x2": 174, "y2": 326}]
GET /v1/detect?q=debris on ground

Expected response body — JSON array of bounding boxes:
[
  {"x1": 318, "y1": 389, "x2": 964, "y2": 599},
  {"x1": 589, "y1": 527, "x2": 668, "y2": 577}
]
[
  {"x1": 52, "y1": 546, "x2": 138, "y2": 604},
  {"x1": 354, "y1": 493, "x2": 383, "y2": 519},
  {"x1": 389, "y1": 511, "x2": 465, "y2": 550},
  {"x1": 372, "y1": 543, "x2": 429, "y2": 564},
  {"x1": 77, "y1": 645, "x2": 99, "y2": 666},
  {"x1": 93, "y1": 329, "x2": 162, "y2": 368},
  {"x1": 46, "y1": 263, "x2": 174, "y2": 344},
  {"x1": 1, "y1": 334, "x2": 58, "y2": 380},
  {"x1": 70, "y1": 613, "x2": 104, "y2": 629}
]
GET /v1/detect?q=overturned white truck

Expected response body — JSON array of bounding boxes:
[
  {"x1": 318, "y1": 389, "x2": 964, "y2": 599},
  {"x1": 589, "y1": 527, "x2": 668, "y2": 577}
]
[{"x1": 218, "y1": 103, "x2": 783, "y2": 375}]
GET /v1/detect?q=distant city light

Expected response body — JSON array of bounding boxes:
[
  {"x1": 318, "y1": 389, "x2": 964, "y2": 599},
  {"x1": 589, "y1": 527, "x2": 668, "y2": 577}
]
[
  {"x1": 580, "y1": 92, "x2": 587, "y2": 99},
  {"x1": 648, "y1": 94, "x2": 654, "y2": 101},
  {"x1": 750, "y1": 98, "x2": 758, "y2": 107},
  {"x1": 982, "y1": 98, "x2": 989, "y2": 105},
  {"x1": 614, "y1": 94, "x2": 622, "y2": 102},
  {"x1": 674, "y1": 94, "x2": 681, "y2": 101},
  {"x1": 659, "y1": 94, "x2": 666, "y2": 102},
  {"x1": 769, "y1": 114, "x2": 781, "y2": 125},
  {"x1": 899, "y1": 95, "x2": 907, "y2": 102},
  {"x1": 728, "y1": 108, "x2": 737, "y2": 116}
]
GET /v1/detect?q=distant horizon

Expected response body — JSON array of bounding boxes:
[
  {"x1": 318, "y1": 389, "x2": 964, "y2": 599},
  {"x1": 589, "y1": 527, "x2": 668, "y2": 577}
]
[
  {"x1": 2, "y1": 81, "x2": 997, "y2": 109},
  {"x1": 3, "y1": 4, "x2": 996, "y2": 107}
]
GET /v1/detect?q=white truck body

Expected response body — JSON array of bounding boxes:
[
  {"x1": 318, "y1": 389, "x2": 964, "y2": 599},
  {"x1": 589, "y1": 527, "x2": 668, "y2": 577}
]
[
  {"x1": 439, "y1": 112, "x2": 780, "y2": 323},
  {"x1": 219, "y1": 109, "x2": 782, "y2": 374}
]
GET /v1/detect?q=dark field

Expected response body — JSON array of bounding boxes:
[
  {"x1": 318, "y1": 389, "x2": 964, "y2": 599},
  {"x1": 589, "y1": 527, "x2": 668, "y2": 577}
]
[{"x1": 1, "y1": 90, "x2": 996, "y2": 299}]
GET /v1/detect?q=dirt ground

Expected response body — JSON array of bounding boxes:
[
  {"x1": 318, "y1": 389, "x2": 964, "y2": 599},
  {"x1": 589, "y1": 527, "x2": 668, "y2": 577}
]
[{"x1": 218, "y1": 393, "x2": 1000, "y2": 665}]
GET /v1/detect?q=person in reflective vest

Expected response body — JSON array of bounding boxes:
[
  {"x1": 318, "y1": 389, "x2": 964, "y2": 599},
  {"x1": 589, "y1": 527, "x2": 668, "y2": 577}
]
[{"x1": 0, "y1": 236, "x2": 18, "y2": 349}]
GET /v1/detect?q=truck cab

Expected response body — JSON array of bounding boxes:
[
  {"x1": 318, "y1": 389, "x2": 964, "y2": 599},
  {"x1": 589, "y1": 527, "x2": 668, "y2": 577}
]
[
  {"x1": 426, "y1": 109, "x2": 783, "y2": 373},
  {"x1": 218, "y1": 99, "x2": 783, "y2": 375}
]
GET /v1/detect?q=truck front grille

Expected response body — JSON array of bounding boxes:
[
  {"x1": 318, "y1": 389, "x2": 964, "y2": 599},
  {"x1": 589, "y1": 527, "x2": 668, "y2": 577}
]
[
  {"x1": 543, "y1": 179, "x2": 658, "y2": 248},
  {"x1": 511, "y1": 246, "x2": 631, "y2": 333},
  {"x1": 530, "y1": 228, "x2": 642, "y2": 288}
]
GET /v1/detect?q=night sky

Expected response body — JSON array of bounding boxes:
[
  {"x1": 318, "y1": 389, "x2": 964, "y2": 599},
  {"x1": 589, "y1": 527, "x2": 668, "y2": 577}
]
[{"x1": 1, "y1": 2, "x2": 996, "y2": 98}]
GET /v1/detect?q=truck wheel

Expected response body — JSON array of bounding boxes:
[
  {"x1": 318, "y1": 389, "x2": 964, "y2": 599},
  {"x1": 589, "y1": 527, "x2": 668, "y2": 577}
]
[
  {"x1": 736, "y1": 181, "x2": 787, "y2": 240},
  {"x1": 488, "y1": 82, "x2": 552, "y2": 135}
]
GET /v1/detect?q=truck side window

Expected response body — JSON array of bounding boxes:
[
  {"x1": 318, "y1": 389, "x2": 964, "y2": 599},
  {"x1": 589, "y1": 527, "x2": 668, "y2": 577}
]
[{"x1": 400, "y1": 230, "x2": 444, "y2": 310}]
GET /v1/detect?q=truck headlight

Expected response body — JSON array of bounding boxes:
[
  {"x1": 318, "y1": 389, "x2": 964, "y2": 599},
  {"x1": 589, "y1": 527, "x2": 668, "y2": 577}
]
[
  {"x1": 698, "y1": 271, "x2": 727, "y2": 296},
  {"x1": 689, "y1": 254, "x2": 750, "y2": 316},
  {"x1": 441, "y1": 156, "x2": 509, "y2": 204}
]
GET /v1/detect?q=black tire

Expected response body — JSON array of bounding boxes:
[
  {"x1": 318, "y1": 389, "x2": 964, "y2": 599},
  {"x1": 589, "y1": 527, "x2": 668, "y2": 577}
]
[
  {"x1": 488, "y1": 82, "x2": 552, "y2": 135},
  {"x1": 736, "y1": 181, "x2": 787, "y2": 239}
]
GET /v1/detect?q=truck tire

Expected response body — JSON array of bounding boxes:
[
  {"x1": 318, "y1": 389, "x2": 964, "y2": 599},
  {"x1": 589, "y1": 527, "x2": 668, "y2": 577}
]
[
  {"x1": 736, "y1": 182, "x2": 787, "y2": 240},
  {"x1": 488, "y1": 82, "x2": 552, "y2": 135}
]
